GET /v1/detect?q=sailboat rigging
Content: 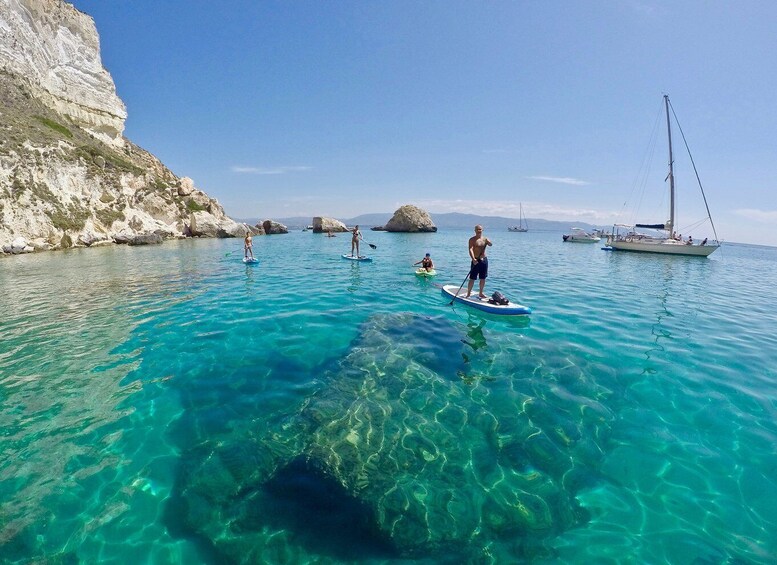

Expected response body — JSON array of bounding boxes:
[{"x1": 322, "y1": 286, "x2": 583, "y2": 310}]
[
  {"x1": 508, "y1": 203, "x2": 528, "y2": 232},
  {"x1": 606, "y1": 95, "x2": 720, "y2": 257}
]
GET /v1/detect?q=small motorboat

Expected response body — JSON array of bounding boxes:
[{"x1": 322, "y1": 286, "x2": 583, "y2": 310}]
[{"x1": 562, "y1": 228, "x2": 601, "y2": 243}]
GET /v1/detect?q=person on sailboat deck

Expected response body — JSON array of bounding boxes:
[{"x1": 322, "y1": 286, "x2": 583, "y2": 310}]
[
  {"x1": 687, "y1": 236, "x2": 693, "y2": 245},
  {"x1": 701, "y1": 238, "x2": 708, "y2": 246}
]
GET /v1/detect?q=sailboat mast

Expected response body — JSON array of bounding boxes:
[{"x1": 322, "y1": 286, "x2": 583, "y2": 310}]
[{"x1": 665, "y1": 94, "x2": 675, "y2": 235}]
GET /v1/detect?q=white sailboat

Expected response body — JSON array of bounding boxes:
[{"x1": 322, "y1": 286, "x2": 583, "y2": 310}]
[
  {"x1": 508, "y1": 203, "x2": 528, "y2": 232},
  {"x1": 607, "y1": 95, "x2": 720, "y2": 257}
]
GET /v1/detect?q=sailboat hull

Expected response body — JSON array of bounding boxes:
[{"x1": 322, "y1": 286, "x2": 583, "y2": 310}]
[{"x1": 608, "y1": 238, "x2": 718, "y2": 256}]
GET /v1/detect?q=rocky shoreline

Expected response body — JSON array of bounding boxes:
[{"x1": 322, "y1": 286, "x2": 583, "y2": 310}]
[
  {"x1": 0, "y1": 0, "x2": 246, "y2": 256},
  {"x1": 0, "y1": 1, "x2": 436, "y2": 258}
]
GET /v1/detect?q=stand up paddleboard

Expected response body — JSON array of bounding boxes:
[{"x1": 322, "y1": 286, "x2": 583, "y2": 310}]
[
  {"x1": 243, "y1": 257, "x2": 259, "y2": 264},
  {"x1": 415, "y1": 268, "x2": 437, "y2": 277},
  {"x1": 441, "y1": 285, "x2": 531, "y2": 316},
  {"x1": 342, "y1": 254, "x2": 372, "y2": 262}
]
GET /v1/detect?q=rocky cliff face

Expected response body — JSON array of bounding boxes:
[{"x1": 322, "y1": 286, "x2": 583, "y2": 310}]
[
  {"x1": 0, "y1": 0, "x2": 241, "y2": 254},
  {"x1": 1, "y1": 0, "x2": 126, "y2": 146}
]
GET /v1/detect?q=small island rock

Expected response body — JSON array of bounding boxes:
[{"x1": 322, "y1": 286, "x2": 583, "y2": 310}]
[
  {"x1": 384, "y1": 205, "x2": 437, "y2": 233},
  {"x1": 262, "y1": 220, "x2": 289, "y2": 235},
  {"x1": 313, "y1": 217, "x2": 348, "y2": 233}
]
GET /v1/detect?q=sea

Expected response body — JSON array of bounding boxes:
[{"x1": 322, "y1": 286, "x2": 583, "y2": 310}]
[{"x1": 1, "y1": 229, "x2": 775, "y2": 564}]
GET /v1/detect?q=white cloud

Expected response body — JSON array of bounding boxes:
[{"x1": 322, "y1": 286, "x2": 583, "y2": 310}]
[
  {"x1": 414, "y1": 198, "x2": 619, "y2": 222},
  {"x1": 528, "y1": 176, "x2": 591, "y2": 186},
  {"x1": 231, "y1": 166, "x2": 311, "y2": 175},
  {"x1": 734, "y1": 208, "x2": 777, "y2": 222}
]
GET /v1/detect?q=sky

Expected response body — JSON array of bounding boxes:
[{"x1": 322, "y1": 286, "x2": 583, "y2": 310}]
[{"x1": 69, "y1": 0, "x2": 777, "y2": 246}]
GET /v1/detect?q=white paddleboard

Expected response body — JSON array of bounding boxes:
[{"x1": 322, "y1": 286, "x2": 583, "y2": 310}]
[
  {"x1": 441, "y1": 285, "x2": 531, "y2": 316},
  {"x1": 342, "y1": 254, "x2": 372, "y2": 262}
]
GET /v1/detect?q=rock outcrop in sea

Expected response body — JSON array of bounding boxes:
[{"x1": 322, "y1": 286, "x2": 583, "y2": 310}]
[
  {"x1": 312, "y1": 216, "x2": 348, "y2": 233},
  {"x1": 383, "y1": 205, "x2": 437, "y2": 232},
  {"x1": 262, "y1": 220, "x2": 289, "y2": 235},
  {"x1": 0, "y1": 0, "x2": 242, "y2": 255}
]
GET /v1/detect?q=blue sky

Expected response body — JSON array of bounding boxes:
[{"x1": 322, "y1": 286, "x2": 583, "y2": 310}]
[{"x1": 70, "y1": 1, "x2": 777, "y2": 246}]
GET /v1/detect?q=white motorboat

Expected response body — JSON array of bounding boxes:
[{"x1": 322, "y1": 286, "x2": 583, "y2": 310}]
[{"x1": 563, "y1": 228, "x2": 600, "y2": 243}]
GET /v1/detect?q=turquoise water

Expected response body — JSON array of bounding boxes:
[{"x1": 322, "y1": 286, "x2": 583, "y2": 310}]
[{"x1": 1, "y1": 230, "x2": 775, "y2": 564}]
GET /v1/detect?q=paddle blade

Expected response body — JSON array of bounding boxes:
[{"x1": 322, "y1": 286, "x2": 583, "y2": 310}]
[{"x1": 368, "y1": 243, "x2": 377, "y2": 249}]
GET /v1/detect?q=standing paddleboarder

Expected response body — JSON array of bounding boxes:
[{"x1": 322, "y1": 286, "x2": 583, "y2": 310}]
[
  {"x1": 466, "y1": 225, "x2": 492, "y2": 298},
  {"x1": 350, "y1": 225, "x2": 362, "y2": 257},
  {"x1": 244, "y1": 230, "x2": 254, "y2": 260}
]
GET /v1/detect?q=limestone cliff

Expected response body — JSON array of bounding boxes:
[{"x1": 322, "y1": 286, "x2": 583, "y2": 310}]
[{"x1": 0, "y1": 0, "x2": 242, "y2": 254}]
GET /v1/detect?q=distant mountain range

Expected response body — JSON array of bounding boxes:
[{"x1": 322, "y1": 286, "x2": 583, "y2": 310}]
[{"x1": 235, "y1": 212, "x2": 601, "y2": 233}]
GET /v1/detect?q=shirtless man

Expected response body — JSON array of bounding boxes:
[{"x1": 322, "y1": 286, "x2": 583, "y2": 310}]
[
  {"x1": 467, "y1": 225, "x2": 492, "y2": 298},
  {"x1": 244, "y1": 231, "x2": 254, "y2": 260}
]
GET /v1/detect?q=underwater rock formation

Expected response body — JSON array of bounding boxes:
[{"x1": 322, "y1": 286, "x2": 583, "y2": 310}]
[{"x1": 165, "y1": 312, "x2": 610, "y2": 561}]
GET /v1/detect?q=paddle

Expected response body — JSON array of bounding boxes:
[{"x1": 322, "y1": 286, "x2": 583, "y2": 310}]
[
  {"x1": 359, "y1": 232, "x2": 376, "y2": 249},
  {"x1": 227, "y1": 246, "x2": 252, "y2": 258},
  {"x1": 448, "y1": 272, "x2": 471, "y2": 305}
]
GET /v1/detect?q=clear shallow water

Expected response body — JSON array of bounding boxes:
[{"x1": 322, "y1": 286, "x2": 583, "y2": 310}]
[{"x1": 1, "y1": 230, "x2": 775, "y2": 564}]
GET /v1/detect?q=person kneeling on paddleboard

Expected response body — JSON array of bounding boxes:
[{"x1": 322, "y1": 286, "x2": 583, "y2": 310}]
[{"x1": 414, "y1": 253, "x2": 434, "y2": 272}]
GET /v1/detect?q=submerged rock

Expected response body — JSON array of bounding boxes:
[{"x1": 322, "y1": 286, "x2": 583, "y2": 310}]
[
  {"x1": 127, "y1": 233, "x2": 163, "y2": 246},
  {"x1": 164, "y1": 312, "x2": 603, "y2": 561}
]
